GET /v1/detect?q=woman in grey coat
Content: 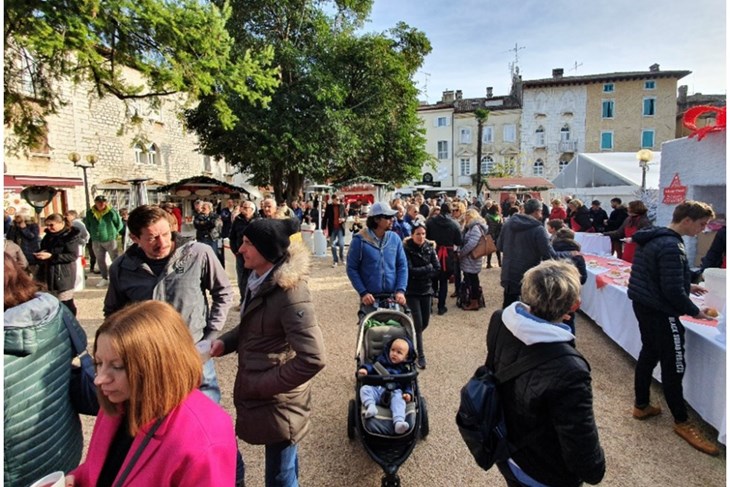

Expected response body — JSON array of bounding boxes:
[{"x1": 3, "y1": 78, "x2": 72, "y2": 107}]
[{"x1": 459, "y1": 209, "x2": 489, "y2": 310}]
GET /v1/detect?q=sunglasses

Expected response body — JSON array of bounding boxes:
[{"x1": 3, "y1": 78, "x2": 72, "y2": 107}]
[{"x1": 411, "y1": 221, "x2": 426, "y2": 229}]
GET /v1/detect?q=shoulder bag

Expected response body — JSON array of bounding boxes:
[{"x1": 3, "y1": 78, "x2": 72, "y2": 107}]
[
  {"x1": 61, "y1": 310, "x2": 100, "y2": 416},
  {"x1": 471, "y1": 225, "x2": 497, "y2": 259}
]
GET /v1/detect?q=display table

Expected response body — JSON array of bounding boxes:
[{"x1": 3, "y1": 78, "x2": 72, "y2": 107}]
[
  {"x1": 574, "y1": 232, "x2": 612, "y2": 256},
  {"x1": 580, "y1": 254, "x2": 726, "y2": 444}
]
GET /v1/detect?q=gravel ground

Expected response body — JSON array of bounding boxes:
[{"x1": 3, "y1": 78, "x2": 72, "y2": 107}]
[{"x1": 76, "y1": 256, "x2": 725, "y2": 487}]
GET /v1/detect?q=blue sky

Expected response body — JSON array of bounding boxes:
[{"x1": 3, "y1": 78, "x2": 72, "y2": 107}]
[{"x1": 361, "y1": 0, "x2": 727, "y2": 103}]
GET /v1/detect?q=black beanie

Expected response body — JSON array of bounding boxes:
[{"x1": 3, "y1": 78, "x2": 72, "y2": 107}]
[
  {"x1": 440, "y1": 203, "x2": 451, "y2": 215},
  {"x1": 243, "y1": 218, "x2": 300, "y2": 263}
]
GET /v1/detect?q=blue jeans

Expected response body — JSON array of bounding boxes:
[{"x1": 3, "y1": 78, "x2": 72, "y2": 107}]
[
  {"x1": 360, "y1": 386, "x2": 406, "y2": 423},
  {"x1": 330, "y1": 227, "x2": 345, "y2": 263},
  {"x1": 265, "y1": 442, "x2": 299, "y2": 487},
  {"x1": 200, "y1": 359, "x2": 221, "y2": 404}
]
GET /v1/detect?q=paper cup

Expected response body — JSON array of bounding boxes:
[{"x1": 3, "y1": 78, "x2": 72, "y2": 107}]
[
  {"x1": 29, "y1": 471, "x2": 65, "y2": 487},
  {"x1": 196, "y1": 340, "x2": 212, "y2": 362}
]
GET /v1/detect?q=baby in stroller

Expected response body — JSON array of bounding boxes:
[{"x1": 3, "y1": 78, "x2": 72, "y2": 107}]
[{"x1": 357, "y1": 337, "x2": 416, "y2": 434}]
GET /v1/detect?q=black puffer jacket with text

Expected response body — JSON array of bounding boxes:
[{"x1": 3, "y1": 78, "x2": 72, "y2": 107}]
[{"x1": 627, "y1": 226, "x2": 699, "y2": 317}]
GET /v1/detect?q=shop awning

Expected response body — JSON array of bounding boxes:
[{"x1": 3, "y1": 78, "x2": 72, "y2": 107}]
[
  {"x1": 156, "y1": 176, "x2": 250, "y2": 197},
  {"x1": 4, "y1": 175, "x2": 83, "y2": 190}
]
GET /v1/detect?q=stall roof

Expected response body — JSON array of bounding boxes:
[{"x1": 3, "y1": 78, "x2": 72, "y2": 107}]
[
  {"x1": 156, "y1": 176, "x2": 250, "y2": 197},
  {"x1": 485, "y1": 177, "x2": 555, "y2": 191},
  {"x1": 552, "y1": 152, "x2": 661, "y2": 191}
]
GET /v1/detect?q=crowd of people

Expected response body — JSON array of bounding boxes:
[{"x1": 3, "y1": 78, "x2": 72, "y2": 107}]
[{"x1": 3, "y1": 188, "x2": 725, "y2": 487}]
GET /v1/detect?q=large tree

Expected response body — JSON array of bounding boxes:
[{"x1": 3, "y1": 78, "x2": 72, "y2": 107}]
[
  {"x1": 4, "y1": 0, "x2": 279, "y2": 153},
  {"x1": 186, "y1": 0, "x2": 431, "y2": 202}
]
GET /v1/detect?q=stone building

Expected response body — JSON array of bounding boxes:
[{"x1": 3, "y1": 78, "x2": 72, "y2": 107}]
[{"x1": 4, "y1": 63, "x2": 232, "y2": 220}]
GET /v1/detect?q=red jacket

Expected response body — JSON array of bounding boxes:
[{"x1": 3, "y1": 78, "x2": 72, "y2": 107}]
[{"x1": 71, "y1": 390, "x2": 236, "y2": 486}]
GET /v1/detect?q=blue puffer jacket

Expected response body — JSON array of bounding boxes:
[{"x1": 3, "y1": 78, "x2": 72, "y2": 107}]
[
  {"x1": 627, "y1": 226, "x2": 699, "y2": 317},
  {"x1": 347, "y1": 228, "x2": 408, "y2": 297},
  {"x1": 4, "y1": 293, "x2": 84, "y2": 487}
]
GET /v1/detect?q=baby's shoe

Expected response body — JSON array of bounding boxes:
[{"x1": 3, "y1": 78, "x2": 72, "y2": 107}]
[
  {"x1": 394, "y1": 421, "x2": 409, "y2": 434},
  {"x1": 363, "y1": 404, "x2": 378, "y2": 418}
]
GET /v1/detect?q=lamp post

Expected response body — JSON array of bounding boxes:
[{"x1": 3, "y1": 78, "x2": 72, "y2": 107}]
[
  {"x1": 636, "y1": 149, "x2": 653, "y2": 194},
  {"x1": 68, "y1": 152, "x2": 97, "y2": 211}
]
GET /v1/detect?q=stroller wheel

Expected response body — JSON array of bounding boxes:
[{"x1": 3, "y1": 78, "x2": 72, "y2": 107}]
[
  {"x1": 419, "y1": 395, "x2": 430, "y2": 438},
  {"x1": 347, "y1": 399, "x2": 357, "y2": 439},
  {"x1": 381, "y1": 473, "x2": 401, "y2": 487}
]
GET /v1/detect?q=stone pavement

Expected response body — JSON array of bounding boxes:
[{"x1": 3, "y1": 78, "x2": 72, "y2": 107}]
[{"x1": 75, "y1": 258, "x2": 725, "y2": 486}]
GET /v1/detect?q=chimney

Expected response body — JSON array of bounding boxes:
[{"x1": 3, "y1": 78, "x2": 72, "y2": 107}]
[
  {"x1": 678, "y1": 85, "x2": 688, "y2": 104},
  {"x1": 649, "y1": 63, "x2": 660, "y2": 72},
  {"x1": 486, "y1": 87, "x2": 493, "y2": 98},
  {"x1": 442, "y1": 90, "x2": 455, "y2": 103},
  {"x1": 552, "y1": 68, "x2": 564, "y2": 78},
  {"x1": 455, "y1": 90, "x2": 463, "y2": 100}
]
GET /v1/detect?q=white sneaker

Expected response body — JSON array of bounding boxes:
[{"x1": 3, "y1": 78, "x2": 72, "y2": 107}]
[
  {"x1": 96, "y1": 278, "x2": 109, "y2": 288},
  {"x1": 332, "y1": 262, "x2": 338, "y2": 268}
]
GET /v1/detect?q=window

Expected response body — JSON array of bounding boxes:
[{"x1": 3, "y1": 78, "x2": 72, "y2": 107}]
[
  {"x1": 532, "y1": 159, "x2": 545, "y2": 176},
  {"x1": 644, "y1": 80, "x2": 656, "y2": 90},
  {"x1": 481, "y1": 155, "x2": 495, "y2": 174},
  {"x1": 19, "y1": 48, "x2": 38, "y2": 97},
  {"x1": 147, "y1": 143, "x2": 159, "y2": 165},
  {"x1": 437, "y1": 140, "x2": 449, "y2": 159},
  {"x1": 203, "y1": 155, "x2": 212, "y2": 172},
  {"x1": 435, "y1": 116, "x2": 449, "y2": 127},
  {"x1": 459, "y1": 158, "x2": 471, "y2": 176},
  {"x1": 535, "y1": 126, "x2": 546, "y2": 147},
  {"x1": 643, "y1": 97, "x2": 656, "y2": 116},
  {"x1": 603, "y1": 83, "x2": 614, "y2": 93},
  {"x1": 460, "y1": 127, "x2": 472, "y2": 144},
  {"x1": 602, "y1": 100, "x2": 614, "y2": 119},
  {"x1": 134, "y1": 143, "x2": 145, "y2": 164},
  {"x1": 482, "y1": 126, "x2": 494, "y2": 143},
  {"x1": 600, "y1": 131, "x2": 613, "y2": 150},
  {"x1": 559, "y1": 160, "x2": 570, "y2": 172},
  {"x1": 560, "y1": 124, "x2": 571, "y2": 141},
  {"x1": 641, "y1": 129, "x2": 655, "y2": 148},
  {"x1": 503, "y1": 124, "x2": 516, "y2": 142}
]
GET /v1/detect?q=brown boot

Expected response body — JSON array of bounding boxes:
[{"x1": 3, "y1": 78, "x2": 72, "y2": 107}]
[
  {"x1": 633, "y1": 404, "x2": 662, "y2": 420},
  {"x1": 463, "y1": 299, "x2": 480, "y2": 311},
  {"x1": 674, "y1": 421, "x2": 720, "y2": 456}
]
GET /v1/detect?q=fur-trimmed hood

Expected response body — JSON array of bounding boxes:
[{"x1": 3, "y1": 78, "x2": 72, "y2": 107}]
[{"x1": 270, "y1": 241, "x2": 311, "y2": 291}]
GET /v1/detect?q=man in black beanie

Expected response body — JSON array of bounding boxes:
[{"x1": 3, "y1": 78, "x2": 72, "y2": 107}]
[
  {"x1": 212, "y1": 216, "x2": 326, "y2": 486},
  {"x1": 425, "y1": 202, "x2": 462, "y2": 315}
]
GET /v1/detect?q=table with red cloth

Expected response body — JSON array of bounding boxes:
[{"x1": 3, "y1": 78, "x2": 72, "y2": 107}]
[{"x1": 580, "y1": 253, "x2": 726, "y2": 444}]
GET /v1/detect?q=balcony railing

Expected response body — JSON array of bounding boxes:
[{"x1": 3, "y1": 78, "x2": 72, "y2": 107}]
[{"x1": 559, "y1": 140, "x2": 578, "y2": 152}]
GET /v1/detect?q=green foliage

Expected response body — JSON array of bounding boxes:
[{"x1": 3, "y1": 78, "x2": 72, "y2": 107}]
[
  {"x1": 4, "y1": 0, "x2": 279, "y2": 153},
  {"x1": 187, "y1": 1, "x2": 431, "y2": 202}
]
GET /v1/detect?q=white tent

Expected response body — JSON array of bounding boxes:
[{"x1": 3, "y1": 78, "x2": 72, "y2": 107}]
[{"x1": 551, "y1": 152, "x2": 661, "y2": 203}]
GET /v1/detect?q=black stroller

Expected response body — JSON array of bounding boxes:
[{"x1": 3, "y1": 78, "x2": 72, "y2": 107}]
[{"x1": 347, "y1": 297, "x2": 429, "y2": 487}]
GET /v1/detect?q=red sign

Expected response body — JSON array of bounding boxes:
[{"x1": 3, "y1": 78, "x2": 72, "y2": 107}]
[{"x1": 663, "y1": 173, "x2": 687, "y2": 204}]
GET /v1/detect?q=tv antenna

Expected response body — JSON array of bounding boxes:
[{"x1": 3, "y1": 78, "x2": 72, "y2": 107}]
[
  {"x1": 570, "y1": 61, "x2": 583, "y2": 73},
  {"x1": 504, "y1": 43, "x2": 525, "y2": 77}
]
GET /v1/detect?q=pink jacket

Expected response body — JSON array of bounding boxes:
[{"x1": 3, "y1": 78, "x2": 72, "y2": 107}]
[{"x1": 72, "y1": 390, "x2": 236, "y2": 486}]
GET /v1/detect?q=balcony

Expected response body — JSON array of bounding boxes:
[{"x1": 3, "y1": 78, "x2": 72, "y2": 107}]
[{"x1": 559, "y1": 140, "x2": 578, "y2": 152}]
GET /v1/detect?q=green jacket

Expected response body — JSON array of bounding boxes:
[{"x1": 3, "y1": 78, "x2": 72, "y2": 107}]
[
  {"x1": 4, "y1": 294, "x2": 84, "y2": 487},
  {"x1": 85, "y1": 205, "x2": 123, "y2": 242}
]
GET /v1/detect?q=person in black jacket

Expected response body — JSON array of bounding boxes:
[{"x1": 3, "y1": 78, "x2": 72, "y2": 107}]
[
  {"x1": 700, "y1": 225, "x2": 726, "y2": 271},
  {"x1": 628, "y1": 200, "x2": 719, "y2": 456},
  {"x1": 552, "y1": 228, "x2": 587, "y2": 335},
  {"x1": 425, "y1": 204, "x2": 462, "y2": 316},
  {"x1": 34, "y1": 213, "x2": 82, "y2": 315},
  {"x1": 567, "y1": 199, "x2": 593, "y2": 232},
  {"x1": 229, "y1": 201, "x2": 259, "y2": 306},
  {"x1": 605, "y1": 197, "x2": 629, "y2": 258},
  {"x1": 497, "y1": 199, "x2": 568, "y2": 308},
  {"x1": 588, "y1": 200, "x2": 608, "y2": 233},
  {"x1": 403, "y1": 220, "x2": 440, "y2": 369},
  {"x1": 487, "y1": 260, "x2": 605, "y2": 487}
]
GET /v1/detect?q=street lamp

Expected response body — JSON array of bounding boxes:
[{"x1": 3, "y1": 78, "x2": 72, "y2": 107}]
[
  {"x1": 68, "y1": 152, "x2": 97, "y2": 212},
  {"x1": 636, "y1": 149, "x2": 653, "y2": 193}
]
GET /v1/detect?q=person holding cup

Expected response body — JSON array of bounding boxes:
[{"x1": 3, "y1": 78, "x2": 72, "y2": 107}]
[{"x1": 66, "y1": 300, "x2": 237, "y2": 486}]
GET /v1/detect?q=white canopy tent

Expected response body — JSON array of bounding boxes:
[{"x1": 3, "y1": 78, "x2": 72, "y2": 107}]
[{"x1": 551, "y1": 152, "x2": 661, "y2": 204}]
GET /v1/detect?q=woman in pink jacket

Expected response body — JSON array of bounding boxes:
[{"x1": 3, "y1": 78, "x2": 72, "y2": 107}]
[{"x1": 65, "y1": 301, "x2": 237, "y2": 487}]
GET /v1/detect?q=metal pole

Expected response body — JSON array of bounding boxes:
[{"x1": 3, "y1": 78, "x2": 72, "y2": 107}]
[{"x1": 81, "y1": 166, "x2": 91, "y2": 212}]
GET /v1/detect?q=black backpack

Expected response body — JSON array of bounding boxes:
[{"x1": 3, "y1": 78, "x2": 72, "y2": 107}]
[{"x1": 455, "y1": 343, "x2": 582, "y2": 471}]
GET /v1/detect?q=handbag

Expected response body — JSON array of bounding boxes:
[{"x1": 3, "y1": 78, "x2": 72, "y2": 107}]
[
  {"x1": 471, "y1": 226, "x2": 497, "y2": 259},
  {"x1": 61, "y1": 310, "x2": 100, "y2": 416}
]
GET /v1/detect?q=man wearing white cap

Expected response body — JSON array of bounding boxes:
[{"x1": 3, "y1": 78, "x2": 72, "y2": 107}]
[{"x1": 346, "y1": 201, "x2": 408, "y2": 317}]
